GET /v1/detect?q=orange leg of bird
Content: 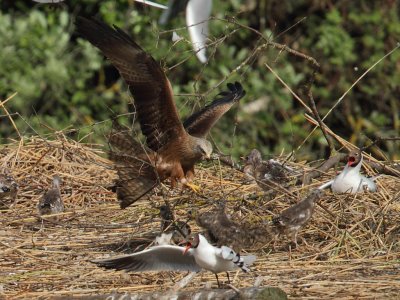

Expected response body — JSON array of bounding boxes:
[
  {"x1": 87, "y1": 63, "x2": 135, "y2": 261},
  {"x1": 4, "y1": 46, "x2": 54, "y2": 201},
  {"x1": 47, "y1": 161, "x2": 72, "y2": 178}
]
[
  {"x1": 180, "y1": 178, "x2": 201, "y2": 193},
  {"x1": 182, "y1": 167, "x2": 201, "y2": 193},
  {"x1": 164, "y1": 162, "x2": 185, "y2": 189}
]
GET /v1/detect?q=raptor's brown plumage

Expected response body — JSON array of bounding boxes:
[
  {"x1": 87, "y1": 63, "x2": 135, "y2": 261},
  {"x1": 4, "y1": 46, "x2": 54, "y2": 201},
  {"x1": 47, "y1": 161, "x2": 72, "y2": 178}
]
[{"x1": 75, "y1": 17, "x2": 245, "y2": 208}]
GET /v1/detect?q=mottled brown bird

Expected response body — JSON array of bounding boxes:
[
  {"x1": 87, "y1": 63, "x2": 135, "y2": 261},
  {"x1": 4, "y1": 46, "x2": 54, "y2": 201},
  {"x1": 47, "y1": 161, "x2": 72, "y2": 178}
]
[
  {"x1": 272, "y1": 189, "x2": 323, "y2": 247},
  {"x1": 37, "y1": 175, "x2": 64, "y2": 216},
  {"x1": 243, "y1": 149, "x2": 292, "y2": 192},
  {"x1": 0, "y1": 171, "x2": 18, "y2": 209},
  {"x1": 196, "y1": 202, "x2": 273, "y2": 252},
  {"x1": 76, "y1": 17, "x2": 245, "y2": 208}
]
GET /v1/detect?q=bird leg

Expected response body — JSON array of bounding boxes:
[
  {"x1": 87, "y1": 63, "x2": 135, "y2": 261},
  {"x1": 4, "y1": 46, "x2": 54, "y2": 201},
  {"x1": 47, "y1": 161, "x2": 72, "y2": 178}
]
[
  {"x1": 300, "y1": 236, "x2": 309, "y2": 247},
  {"x1": 290, "y1": 231, "x2": 299, "y2": 249},
  {"x1": 294, "y1": 231, "x2": 299, "y2": 248},
  {"x1": 215, "y1": 273, "x2": 220, "y2": 288},
  {"x1": 180, "y1": 177, "x2": 201, "y2": 193},
  {"x1": 226, "y1": 272, "x2": 231, "y2": 284},
  {"x1": 10, "y1": 190, "x2": 18, "y2": 208},
  {"x1": 185, "y1": 168, "x2": 195, "y2": 182},
  {"x1": 184, "y1": 182, "x2": 201, "y2": 193},
  {"x1": 169, "y1": 177, "x2": 178, "y2": 188}
]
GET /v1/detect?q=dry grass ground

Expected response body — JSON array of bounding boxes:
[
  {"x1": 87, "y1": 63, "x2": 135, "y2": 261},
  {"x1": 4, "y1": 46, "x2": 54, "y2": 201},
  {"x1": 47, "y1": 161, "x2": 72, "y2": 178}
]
[{"x1": 0, "y1": 136, "x2": 399, "y2": 299}]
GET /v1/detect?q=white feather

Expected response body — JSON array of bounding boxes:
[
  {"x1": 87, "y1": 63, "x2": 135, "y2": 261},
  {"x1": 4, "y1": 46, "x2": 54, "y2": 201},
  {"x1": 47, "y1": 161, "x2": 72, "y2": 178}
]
[
  {"x1": 318, "y1": 180, "x2": 333, "y2": 190},
  {"x1": 32, "y1": 0, "x2": 64, "y2": 3},
  {"x1": 134, "y1": 0, "x2": 168, "y2": 10},
  {"x1": 155, "y1": 232, "x2": 173, "y2": 245},
  {"x1": 331, "y1": 154, "x2": 377, "y2": 193},
  {"x1": 172, "y1": 31, "x2": 183, "y2": 42},
  {"x1": 185, "y1": 0, "x2": 212, "y2": 63}
]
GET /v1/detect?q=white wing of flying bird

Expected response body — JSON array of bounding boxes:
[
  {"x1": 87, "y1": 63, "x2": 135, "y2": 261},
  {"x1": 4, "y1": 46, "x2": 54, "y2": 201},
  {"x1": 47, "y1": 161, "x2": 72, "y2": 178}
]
[
  {"x1": 186, "y1": 0, "x2": 212, "y2": 63},
  {"x1": 32, "y1": 0, "x2": 168, "y2": 8},
  {"x1": 134, "y1": 0, "x2": 168, "y2": 10},
  {"x1": 93, "y1": 245, "x2": 202, "y2": 272},
  {"x1": 32, "y1": 0, "x2": 65, "y2": 2},
  {"x1": 93, "y1": 234, "x2": 256, "y2": 275}
]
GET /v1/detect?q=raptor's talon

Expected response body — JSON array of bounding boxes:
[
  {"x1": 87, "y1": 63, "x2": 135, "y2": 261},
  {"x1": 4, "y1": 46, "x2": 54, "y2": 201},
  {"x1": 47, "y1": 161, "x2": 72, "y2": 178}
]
[{"x1": 184, "y1": 182, "x2": 201, "y2": 193}]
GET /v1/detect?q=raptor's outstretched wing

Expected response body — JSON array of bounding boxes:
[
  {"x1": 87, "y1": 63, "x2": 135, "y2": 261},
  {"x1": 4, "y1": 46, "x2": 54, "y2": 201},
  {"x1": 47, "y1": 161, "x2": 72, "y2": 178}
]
[
  {"x1": 183, "y1": 82, "x2": 245, "y2": 138},
  {"x1": 76, "y1": 17, "x2": 187, "y2": 152}
]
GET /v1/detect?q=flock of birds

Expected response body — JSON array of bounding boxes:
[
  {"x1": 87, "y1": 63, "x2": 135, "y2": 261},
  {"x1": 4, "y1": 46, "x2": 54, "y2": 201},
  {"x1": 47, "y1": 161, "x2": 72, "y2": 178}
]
[{"x1": 2, "y1": 4, "x2": 383, "y2": 288}]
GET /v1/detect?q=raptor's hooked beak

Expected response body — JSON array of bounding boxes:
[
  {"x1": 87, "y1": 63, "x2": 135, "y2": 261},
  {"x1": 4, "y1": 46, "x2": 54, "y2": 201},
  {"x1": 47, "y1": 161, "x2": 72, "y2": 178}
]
[{"x1": 183, "y1": 243, "x2": 192, "y2": 255}]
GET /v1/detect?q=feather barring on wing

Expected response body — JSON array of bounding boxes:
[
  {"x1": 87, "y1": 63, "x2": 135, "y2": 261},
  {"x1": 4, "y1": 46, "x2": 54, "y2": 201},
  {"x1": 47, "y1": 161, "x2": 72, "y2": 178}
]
[{"x1": 75, "y1": 17, "x2": 245, "y2": 208}]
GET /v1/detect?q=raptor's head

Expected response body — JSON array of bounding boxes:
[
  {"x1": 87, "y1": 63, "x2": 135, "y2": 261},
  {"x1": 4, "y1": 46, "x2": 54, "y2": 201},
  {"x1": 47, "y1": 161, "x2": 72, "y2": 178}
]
[{"x1": 194, "y1": 138, "x2": 212, "y2": 160}]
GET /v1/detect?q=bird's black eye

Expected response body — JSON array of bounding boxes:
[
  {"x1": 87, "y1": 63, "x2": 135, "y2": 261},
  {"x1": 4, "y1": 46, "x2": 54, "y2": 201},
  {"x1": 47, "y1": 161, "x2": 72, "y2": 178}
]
[
  {"x1": 2, "y1": 187, "x2": 10, "y2": 192},
  {"x1": 198, "y1": 146, "x2": 206, "y2": 155}
]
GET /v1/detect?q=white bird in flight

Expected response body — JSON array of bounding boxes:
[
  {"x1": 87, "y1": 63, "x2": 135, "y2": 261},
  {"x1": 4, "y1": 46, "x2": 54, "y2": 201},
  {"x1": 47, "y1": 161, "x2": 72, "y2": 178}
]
[
  {"x1": 92, "y1": 233, "x2": 256, "y2": 286},
  {"x1": 33, "y1": 0, "x2": 212, "y2": 63},
  {"x1": 32, "y1": 0, "x2": 167, "y2": 9},
  {"x1": 159, "y1": 0, "x2": 212, "y2": 63}
]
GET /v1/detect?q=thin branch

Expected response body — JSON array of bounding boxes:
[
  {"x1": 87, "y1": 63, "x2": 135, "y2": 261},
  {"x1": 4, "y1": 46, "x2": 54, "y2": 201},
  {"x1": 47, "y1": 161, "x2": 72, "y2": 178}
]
[
  {"x1": 265, "y1": 63, "x2": 312, "y2": 113},
  {"x1": 0, "y1": 92, "x2": 21, "y2": 139},
  {"x1": 361, "y1": 137, "x2": 400, "y2": 152},
  {"x1": 321, "y1": 43, "x2": 400, "y2": 123},
  {"x1": 299, "y1": 43, "x2": 400, "y2": 148},
  {"x1": 304, "y1": 68, "x2": 336, "y2": 155},
  {"x1": 303, "y1": 153, "x2": 347, "y2": 185}
]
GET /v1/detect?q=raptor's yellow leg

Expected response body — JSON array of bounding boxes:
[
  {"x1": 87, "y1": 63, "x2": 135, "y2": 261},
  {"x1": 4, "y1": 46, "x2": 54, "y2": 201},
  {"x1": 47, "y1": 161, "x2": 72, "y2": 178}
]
[
  {"x1": 180, "y1": 176, "x2": 200, "y2": 193},
  {"x1": 184, "y1": 182, "x2": 201, "y2": 193}
]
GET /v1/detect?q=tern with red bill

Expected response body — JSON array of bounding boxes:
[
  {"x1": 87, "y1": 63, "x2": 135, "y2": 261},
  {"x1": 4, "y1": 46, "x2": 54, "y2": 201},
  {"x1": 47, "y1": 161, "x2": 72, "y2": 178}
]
[
  {"x1": 319, "y1": 149, "x2": 377, "y2": 193},
  {"x1": 92, "y1": 233, "x2": 256, "y2": 286}
]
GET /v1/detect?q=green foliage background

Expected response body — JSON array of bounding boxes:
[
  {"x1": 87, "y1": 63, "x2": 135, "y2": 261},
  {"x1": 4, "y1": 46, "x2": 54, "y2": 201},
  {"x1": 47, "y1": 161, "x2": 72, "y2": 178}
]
[{"x1": 0, "y1": 0, "x2": 399, "y2": 160}]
